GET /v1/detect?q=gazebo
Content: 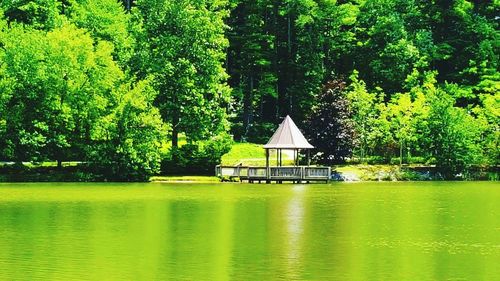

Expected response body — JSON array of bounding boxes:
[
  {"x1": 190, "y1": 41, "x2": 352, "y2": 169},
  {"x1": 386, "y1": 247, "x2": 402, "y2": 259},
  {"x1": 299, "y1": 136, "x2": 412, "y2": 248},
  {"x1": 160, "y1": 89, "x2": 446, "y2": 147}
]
[
  {"x1": 263, "y1": 115, "x2": 314, "y2": 168},
  {"x1": 215, "y1": 116, "x2": 331, "y2": 183}
]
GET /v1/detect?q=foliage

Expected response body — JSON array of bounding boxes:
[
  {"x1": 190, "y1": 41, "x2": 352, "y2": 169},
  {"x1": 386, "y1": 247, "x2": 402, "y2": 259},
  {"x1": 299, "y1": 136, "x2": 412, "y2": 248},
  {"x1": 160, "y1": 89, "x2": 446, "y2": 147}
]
[
  {"x1": 0, "y1": 8, "x2": 167, "y2": 180},
  {"x1": 0, "y1": 0, "x2": 63, "y2": 29},
  {"x1": 1, "y1": 0, "x2": 499, "y2": 179},
  {"x1": 133, "y1": 0, "x2": 231, "y2": 147},
  {"x1": 87, "y1": 79, "x2": 166, "y2": 181},
  {"x1": 346, "y1": 70, "x2": 383, "y2": 162},
  {"x1": 162, "y1": 132, "x2": 232, "y2": 175},
  {"x1": 384, "y1": 83, "x2": 429, "y2": 165},
  {"x1": 426, "y1": 87, "x2": 483, "y2": 179},
  {"x1": 0, "y1": 22, "x2": 122, "y2": 164},
  {"x1": 305, "y1": 79, "x2": 355, "y2": 165},
  {"x1": 68, "y1": 0, "x2": 134, "y2": 65},
  {"x1": 226, "y1": 0, "x2": 361, "y2": 140}
]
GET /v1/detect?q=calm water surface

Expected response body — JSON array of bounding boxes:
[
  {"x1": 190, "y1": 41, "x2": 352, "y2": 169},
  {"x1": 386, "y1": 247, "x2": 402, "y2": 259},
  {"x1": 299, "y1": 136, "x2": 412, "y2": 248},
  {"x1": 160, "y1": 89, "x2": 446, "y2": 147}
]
[{"x1": 0, "y1": 182, "x2": 498, "y2": 280}]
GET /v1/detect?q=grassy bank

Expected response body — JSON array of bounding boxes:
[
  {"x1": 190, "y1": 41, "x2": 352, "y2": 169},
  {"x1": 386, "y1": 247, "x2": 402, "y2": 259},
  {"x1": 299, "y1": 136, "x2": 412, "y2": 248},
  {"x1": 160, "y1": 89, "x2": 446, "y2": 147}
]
[
  {"x1": 331, "y1": 164, "x2": 498, "y2": 181},
  {"x1": 221, "y1": 142, "x2": 296, "y2": 166},
  {"x1": 150, "y1": 176, "x2": 220, "y2": 183}
]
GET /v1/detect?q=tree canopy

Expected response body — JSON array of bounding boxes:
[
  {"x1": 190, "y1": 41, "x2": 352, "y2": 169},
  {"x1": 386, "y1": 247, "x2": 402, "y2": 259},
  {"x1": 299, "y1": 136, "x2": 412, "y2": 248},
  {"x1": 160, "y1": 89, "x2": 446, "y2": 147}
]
[{"x1": 0, "y1": 0, "x2": 498, "y2": 179}]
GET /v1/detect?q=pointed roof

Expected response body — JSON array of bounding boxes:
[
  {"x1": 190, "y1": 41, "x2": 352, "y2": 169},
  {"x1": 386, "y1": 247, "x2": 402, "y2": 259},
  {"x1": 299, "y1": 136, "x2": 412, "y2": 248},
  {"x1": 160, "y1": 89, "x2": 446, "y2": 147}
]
[{"x1": 263, "y1": 115, "x2": 314, "y2": 149}]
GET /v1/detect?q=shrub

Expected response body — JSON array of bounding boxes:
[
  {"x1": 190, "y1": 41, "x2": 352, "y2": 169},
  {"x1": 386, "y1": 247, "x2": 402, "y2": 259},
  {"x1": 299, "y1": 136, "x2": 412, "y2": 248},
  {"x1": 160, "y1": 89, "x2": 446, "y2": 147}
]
[{"x1": 162, "y1": 133, "x2": 232, "y2": 175}]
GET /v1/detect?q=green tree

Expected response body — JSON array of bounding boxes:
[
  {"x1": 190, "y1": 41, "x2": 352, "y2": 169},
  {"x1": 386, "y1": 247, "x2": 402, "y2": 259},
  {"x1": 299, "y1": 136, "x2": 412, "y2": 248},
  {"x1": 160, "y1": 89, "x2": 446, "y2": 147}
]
[
  {"x1": 226, "y1": 0, "x2": 277, "y2": 140},
  {"x1": 0, "y1": 0, "x2": 63, "y2": 29},
  {"x1": 418, "y1": 0, "x2": 499, "y2": 86},
  {"x1": 226, "y1": 0, "x2": 361, "y2": 140},
  {"x1": 291, "y1": 0, "x2": 360, "y2": 122},
  {"x1": 385, "y1": 91, "x2": 428, "y2": 165},
  {"x1": 473, "y1": 70, "x2": 500, "y2": 166},
  {"x1": 133, "y1": 0, "x2": 231, "y2": 148},
  {"x1": 68, "y1": 0, "x2": 134, "y2": 65},
  {"x1": 346, "y1": 70, "x2": 381, "y2": 162},
  {"x1": 0, "y1": 18, "x2": 165, "y2": 179},
  {"x1": 426, "y1": 87, "x2": 483, "y2": 178},
  {"x1": 0, "y1": 23, "x2": 123, "y2": 165},
  {"x1": 89, "y1": 79, "x2": 166, "y2": 181},
  {"x1": 353, "y1": 0, "x2": 427, "y2": 94}
]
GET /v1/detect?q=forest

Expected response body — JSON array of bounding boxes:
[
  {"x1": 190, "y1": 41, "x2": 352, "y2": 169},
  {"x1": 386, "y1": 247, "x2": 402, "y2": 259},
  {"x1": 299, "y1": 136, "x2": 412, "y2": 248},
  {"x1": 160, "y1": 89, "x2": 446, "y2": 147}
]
[{"x1": 0, "y1": 0, "x2": 498, "y2": 180}]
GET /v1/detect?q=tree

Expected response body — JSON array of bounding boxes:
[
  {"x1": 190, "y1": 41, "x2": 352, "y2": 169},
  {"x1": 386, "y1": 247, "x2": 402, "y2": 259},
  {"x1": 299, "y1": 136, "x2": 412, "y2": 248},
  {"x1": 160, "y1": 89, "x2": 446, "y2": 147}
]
[
  {"x1": 385, "y1": 91, "x2": 428, "y2": 165},
  {"x1": 68, "y1": 0, "x2": 134, "y2": 66},
  {"x1": 473, "y1": 70, "x2": 500, "y2": 166},
  {"x1": 0, "y1": 0, "x2": 63, "y2": 30},
  {"x1": 426, "y1": 87, "x2": 482, "y2": 178},
  {"x1": 226, "y1": 0, "x2": 278, "y2": 141},
  {"x1": 226, "y1": 0, "x2": 361, "y2": 140},
  {"x1": 346, "y1": 70, "x2": 381, "y2": 162},
  {"x1": 305, "y1": 79, "x2": 355, "y2": 165},
  {"x1": 0, "y1": 23, "x2": 123, "y2": 165},
  {"x1": 353, "y1": 0, "x2": 426, "y2": 94},
  {"x1": 133, "y1": 0, "x2": 231, "y2": 148},
  {"x1": 0, "y1": 18, "x2": 165, "y2": 179},
  {"x1": 88, "y1": 79, "x2": 166, "y2": 181}
]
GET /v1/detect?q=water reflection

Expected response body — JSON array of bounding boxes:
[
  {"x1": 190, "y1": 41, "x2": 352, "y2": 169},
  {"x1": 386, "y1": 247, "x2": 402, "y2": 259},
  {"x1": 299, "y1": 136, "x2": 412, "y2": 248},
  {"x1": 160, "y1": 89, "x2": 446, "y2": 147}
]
[
  {"x1": 284, "y1": 185, "x2": 305, "y2": 280},
  {"x1": 0, "y1": 182, "x2": 498, "y2": 280}
]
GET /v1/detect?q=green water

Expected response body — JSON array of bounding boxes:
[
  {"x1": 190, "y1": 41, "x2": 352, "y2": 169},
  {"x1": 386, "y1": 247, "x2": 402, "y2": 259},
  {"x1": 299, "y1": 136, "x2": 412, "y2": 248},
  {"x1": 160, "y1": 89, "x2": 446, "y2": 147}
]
[{"x1": 0, "y1": 182, "x2": 498, "y2": 280}]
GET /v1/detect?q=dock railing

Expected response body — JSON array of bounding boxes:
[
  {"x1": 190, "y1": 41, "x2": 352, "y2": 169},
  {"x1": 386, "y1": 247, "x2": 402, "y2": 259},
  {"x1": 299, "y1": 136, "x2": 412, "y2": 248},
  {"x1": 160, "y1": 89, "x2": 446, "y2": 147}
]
[
  {"x1": 216, "y1": 165, "x2": 331, "y2": 183},
  {"x1": 248, "y1": 167, "x2": 268, "y2": 180},
  {"x1": 304, "y1": 166, "x2": 331, "y2": 180},
  {"x1": 270, "y1": 166, "x2": 302, "y2": 180},
  {"x1": 215, "y1": 165, "x2": 248, "y2": 178}
]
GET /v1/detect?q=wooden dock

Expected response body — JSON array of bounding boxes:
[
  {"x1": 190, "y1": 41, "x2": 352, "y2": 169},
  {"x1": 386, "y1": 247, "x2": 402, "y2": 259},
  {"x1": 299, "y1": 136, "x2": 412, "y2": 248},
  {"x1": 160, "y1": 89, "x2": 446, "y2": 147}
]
[{"x1": 215, "y1": 165, "x2": 331, "y2": 183}]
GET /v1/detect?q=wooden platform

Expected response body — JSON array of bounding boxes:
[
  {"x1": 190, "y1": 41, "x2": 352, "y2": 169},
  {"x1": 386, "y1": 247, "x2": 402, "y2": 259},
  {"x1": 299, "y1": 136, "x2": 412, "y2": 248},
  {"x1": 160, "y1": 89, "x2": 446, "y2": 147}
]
[{"x1": 215, "y1": 165, "x2": 331, "y2": 183}]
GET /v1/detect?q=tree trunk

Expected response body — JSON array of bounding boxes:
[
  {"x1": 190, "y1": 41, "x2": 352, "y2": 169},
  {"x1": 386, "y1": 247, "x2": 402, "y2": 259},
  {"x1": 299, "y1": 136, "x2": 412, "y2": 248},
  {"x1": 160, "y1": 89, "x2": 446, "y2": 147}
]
[
  {"x1": 400, "y1": 140, "x2": 403, "y2": 166},
  {"x1": 287, "y1": 13, "x2": 291, "y2": 55},
  {"x1": 172, "y1": 111, "x2": 179, "y2": 148},
  {"x1": 242, "y1": 75, "x2": 254, "y2": 139},
  {"x1": 407, "y1": 147, "x2": 411, "y2": 164},
  {"x1": 273, "y1": 4, "x2": 280, "y2": 121}
]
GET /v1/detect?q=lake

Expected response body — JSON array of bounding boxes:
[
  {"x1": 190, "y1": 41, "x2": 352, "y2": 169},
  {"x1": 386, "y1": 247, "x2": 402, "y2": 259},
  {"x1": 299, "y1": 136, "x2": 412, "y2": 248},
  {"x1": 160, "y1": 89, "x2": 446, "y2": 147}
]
[{"x1": 0, "y1": 182, "x2": 498, "y2": 280}]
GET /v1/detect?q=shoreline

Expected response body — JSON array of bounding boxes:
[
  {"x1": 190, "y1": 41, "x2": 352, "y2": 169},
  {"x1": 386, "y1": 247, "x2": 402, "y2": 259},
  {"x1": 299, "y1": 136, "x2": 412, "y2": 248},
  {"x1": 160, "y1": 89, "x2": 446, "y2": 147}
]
[
  {"x1": 0, "y1": 164, "x2": 497, "y2": 183},
  {"x1": 0, "y1": 165, "x2": 500, "y2": 183}
]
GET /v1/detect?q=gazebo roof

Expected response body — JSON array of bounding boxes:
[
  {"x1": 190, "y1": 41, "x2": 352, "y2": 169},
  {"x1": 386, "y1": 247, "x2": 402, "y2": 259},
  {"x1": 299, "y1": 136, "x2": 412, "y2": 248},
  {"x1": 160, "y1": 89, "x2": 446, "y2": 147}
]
[{"x1": 263, "y1": 115, "x2": 314, "y2": 149}]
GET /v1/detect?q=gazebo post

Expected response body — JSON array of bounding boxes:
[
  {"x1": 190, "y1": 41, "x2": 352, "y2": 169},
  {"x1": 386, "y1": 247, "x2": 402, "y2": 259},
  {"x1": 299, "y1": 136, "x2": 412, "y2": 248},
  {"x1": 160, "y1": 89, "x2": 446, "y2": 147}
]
[
  {"x1": 265, "y1": 148, "x2": 270, "y2": 182},
  {"x1": 307, "y1": 149, "x2": 311, "y2": 166},
  {"x1": 265, "y1": 148, "x2": 269, "y2": 168}
]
